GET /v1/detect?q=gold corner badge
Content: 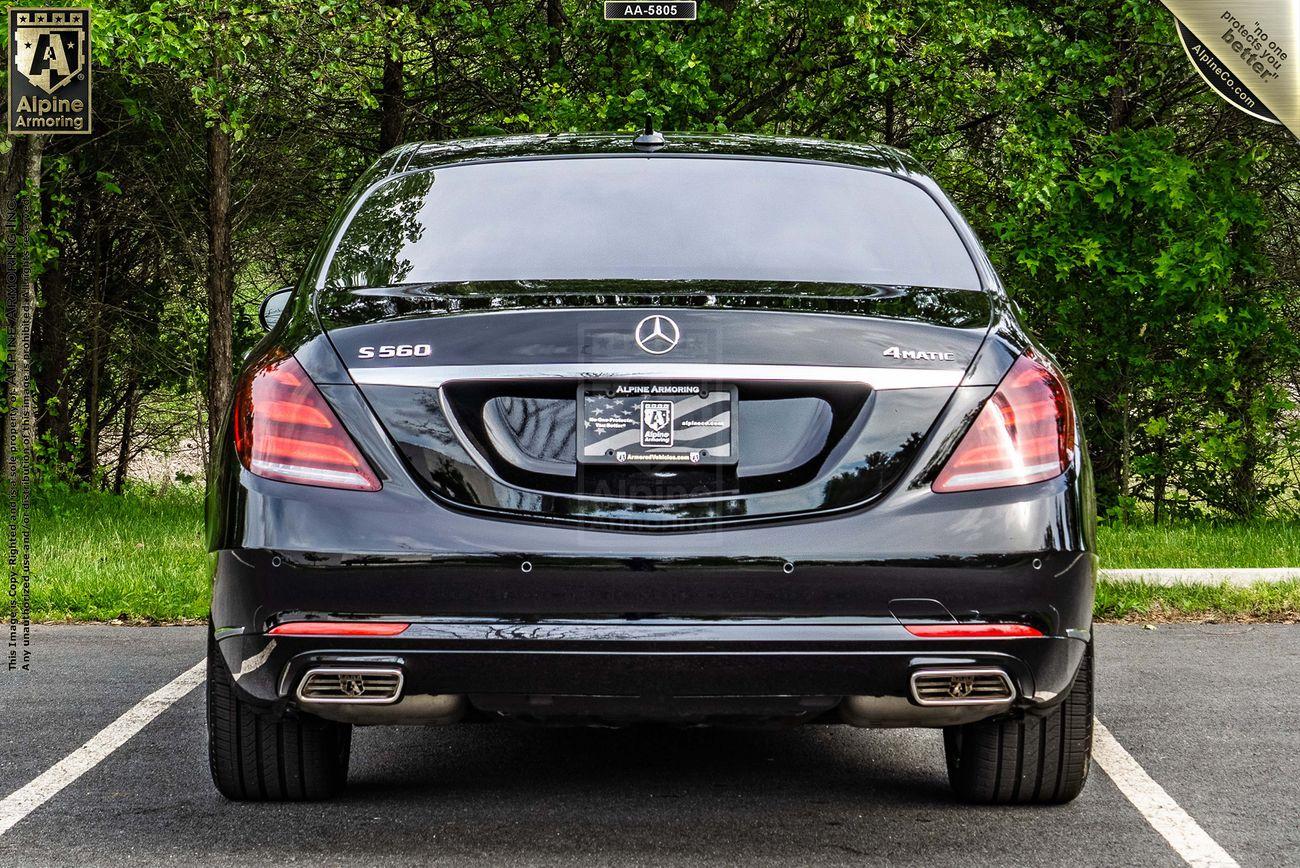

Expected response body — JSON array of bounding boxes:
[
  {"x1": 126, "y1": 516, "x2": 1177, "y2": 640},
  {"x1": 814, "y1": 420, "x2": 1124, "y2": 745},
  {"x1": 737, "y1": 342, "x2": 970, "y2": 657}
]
[
  {"x1": 7, "y1": 7, "x2": 92, "y2": 135},
  {"x1": 1161, "y1": 1, "x2": 1297, "y2": 137}
]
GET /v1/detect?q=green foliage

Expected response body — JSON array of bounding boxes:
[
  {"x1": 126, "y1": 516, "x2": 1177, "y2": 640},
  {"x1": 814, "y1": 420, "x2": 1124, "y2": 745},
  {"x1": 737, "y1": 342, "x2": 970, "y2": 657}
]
[
  {"x1": 1094, "y1": 580, "x2": 1300, "y2": 622},
  {"x1": 1002, "y1": 129, "x2": 1298, "y2": 517},
  {"x1": 1097, "y1": 520, "x2": 1300, "y2": 569},
  {"x1": 29, "y1": 484, "x2": 210, "y2": 622}
]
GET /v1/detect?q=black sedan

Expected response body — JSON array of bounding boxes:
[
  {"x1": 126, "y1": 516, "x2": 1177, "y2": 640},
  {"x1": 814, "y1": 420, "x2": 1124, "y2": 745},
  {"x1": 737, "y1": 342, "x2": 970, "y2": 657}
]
[{"x1": 206, "y1": 132, "x2": 1095, "y2": 804}]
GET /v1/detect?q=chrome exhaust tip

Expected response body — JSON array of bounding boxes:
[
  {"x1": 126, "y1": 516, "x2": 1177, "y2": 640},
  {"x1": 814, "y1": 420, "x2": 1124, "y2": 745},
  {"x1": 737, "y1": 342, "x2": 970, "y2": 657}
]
[
  {"x1": 296, "y1": 667, "x2": 403, "y2": 704},
  {"x1": 910, "y1": 668, "x2": 1015, "y2": 706}
]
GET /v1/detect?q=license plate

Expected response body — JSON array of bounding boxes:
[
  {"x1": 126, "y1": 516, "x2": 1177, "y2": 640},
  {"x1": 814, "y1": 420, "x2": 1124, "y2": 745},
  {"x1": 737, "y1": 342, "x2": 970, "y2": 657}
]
[{"x1": 576, "y1": 383, "x2": 738, "y2": 465}]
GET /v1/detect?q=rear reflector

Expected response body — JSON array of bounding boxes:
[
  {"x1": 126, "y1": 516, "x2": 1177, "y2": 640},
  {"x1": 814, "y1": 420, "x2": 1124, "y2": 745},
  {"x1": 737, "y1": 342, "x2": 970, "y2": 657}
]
[
  {"x1": 233, "y1": 349, "x2": 380, "y2": 491},
  {"x1": 904, "y1": 623, "x2": 1044, "y2": 638},
  {"x1": 933, "y1": 351, "x2": 1075, "y2": 493},
  {"x1": 268, "y1": 621, "x2": 410, "y2": 637}
]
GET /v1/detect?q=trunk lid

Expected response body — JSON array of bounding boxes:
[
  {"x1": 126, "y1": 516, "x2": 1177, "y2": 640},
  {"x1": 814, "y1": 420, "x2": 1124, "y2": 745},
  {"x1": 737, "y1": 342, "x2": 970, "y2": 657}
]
[{"x1": 316, "y1": 282, "x2": 991, "y2": 528}]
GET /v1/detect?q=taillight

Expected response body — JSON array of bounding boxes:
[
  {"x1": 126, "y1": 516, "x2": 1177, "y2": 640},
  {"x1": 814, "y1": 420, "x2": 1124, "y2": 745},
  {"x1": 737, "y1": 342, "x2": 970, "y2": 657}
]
[
  {"x1": 933, "y1": 351, "x2": 1075, "y2": 493},
  {"x1": 904, "y1": 623, "x2": 1044, "y2": 638},
  {"x1": 268, "y1": 621, "x2": 409, "y2": 636},
  {"x1": 233, "y1": 349, "x2": 380, "y2": 491}
]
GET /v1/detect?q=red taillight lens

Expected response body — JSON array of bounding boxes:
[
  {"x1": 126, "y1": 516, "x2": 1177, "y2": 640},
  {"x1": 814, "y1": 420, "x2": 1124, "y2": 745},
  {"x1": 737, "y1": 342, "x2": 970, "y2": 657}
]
[
  {"x1": 268, "y1": 621, "x2": 409, "y2": 637},
  {"x1": 904, "y1": 623, "x2": 1044, "y2": 638},
  {"x1": 933, "y1": 352, "x2": 1075, "y2": 493},
  {"x1": 233, "y1": 349, "x2": 380, "y2": 491}
]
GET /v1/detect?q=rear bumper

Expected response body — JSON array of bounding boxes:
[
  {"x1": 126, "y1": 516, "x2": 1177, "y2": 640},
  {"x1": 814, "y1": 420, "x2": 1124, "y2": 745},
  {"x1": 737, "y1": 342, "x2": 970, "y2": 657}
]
[
  {"x1": 220, "y1": 619, "x2": 1086, "y2": 703},
  {"x1": 210, "y1": 458, "x2": 1096, "y2": 726},
  {"x1": 213, "y1": 548, "x2": 1092, "y2": 726}
]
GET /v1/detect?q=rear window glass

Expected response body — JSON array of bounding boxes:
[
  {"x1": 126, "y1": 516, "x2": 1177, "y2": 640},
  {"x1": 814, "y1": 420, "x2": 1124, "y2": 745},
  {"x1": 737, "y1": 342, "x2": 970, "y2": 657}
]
[{"x1": 323, "y1": 157, "x2": 981, "y2": 290}]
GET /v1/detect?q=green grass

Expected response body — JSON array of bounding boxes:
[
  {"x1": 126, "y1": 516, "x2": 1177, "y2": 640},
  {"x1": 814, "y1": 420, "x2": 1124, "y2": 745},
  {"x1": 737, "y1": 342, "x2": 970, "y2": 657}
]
[
  {"x1": 1097, "y1": 521, "x2": 1300, "y2": 569},
  {"x1": 1095, "y1": 580, "x2": 1300, "y2": 622},
  {"x1": 29, "y1": 485, "x2": 210, "y2": 622},
  {"x1": 18, "y1": 486, "x2": 1300, "y2": 622}
]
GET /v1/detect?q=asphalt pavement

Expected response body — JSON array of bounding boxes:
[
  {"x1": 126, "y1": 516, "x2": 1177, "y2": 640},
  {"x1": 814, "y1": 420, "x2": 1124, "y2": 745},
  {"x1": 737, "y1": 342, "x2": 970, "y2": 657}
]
[{"x1": 0, "y1": 624, "x2": 1295, "y2": 867}]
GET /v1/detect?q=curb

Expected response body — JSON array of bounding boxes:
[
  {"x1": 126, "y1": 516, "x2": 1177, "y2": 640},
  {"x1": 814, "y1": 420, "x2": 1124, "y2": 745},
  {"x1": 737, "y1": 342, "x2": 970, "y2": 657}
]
[{"x1": 1101, "y1": 568, "x2": 1300, "y2": 587}]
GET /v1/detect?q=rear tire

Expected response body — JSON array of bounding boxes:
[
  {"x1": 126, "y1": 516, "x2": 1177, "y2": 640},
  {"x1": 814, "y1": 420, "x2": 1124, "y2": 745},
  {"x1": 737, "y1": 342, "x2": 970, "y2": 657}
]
[
  {"x1": 943, "y1": 640, "x2": 1093, "y2": 804},
  {"x1": 207, "y1": 631, "x2": 352, "y2": 801}
]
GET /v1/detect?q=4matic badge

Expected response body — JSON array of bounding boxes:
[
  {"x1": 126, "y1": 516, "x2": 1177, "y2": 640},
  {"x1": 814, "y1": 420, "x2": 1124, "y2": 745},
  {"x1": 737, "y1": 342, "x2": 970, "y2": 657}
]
[{"x1": 882, "y1": 346, "x2": 956, "y2": 361}]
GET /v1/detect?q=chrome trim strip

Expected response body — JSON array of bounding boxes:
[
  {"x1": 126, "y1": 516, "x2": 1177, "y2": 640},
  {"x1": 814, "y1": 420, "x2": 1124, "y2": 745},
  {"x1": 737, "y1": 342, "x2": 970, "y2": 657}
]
[
  {"x1": 347, "y1": 363, "x2": 963, "y2": 390},
  {"x1": 909, "y1": 668, "x2": 1017, "y2": 707},
  {"x1": 295, "y1": 667, "x2": 405, "y2": 705},
  {"x1": 234, "y1": 639, "x2": 277, "y2": 681}
]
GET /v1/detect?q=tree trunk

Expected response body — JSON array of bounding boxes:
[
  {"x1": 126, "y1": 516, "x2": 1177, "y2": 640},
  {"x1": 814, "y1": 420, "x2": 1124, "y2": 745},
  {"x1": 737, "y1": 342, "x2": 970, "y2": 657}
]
[
  {"x1": 1227, "y1": 405, "x2": 1261, "y2": 519},
  {"x1": 206, "y1": 122, "x2": 235, "y2": 454},
  {"x1": 546, "y1": 0, "x2": 563, "y2": 67},
  {"x1": 0, "y1": 135, "x2": 22, "y2": 232},
  {"x1": 34, "y1": 214, "x2": 70, "y2": 456},
  {"x1": 3, "y1": 136, "x2": 43, "y2": 490},
  {"x1": 78, "y1": 301, "x2": 101, "y2": 481},
  {"x1": 1153, "y1": 465, "x2": 1166, "y2": 526},
  {"x1": 112, "y1": 381, "x2": 139, "y2": 494},
  {"x1": 379, "y1": 54, "x2": 405, "y2": 151},
  {"x1": 1, "y1": 135, "x2": 26, "y2": 460},
  {"x1": 1118, "y1": 388, "x2": 1131, "y2": 502},
  {"x1": 76, "y1": 181, "x2": 106, "y2": 482},
  {"x1": 884, "y1": 90, "x2": 896, "y2": 147}
]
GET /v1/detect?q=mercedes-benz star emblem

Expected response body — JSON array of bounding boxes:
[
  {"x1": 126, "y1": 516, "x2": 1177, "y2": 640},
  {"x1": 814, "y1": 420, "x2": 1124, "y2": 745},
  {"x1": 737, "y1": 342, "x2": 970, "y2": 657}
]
[{"x1": 634, "y1": 315, "x2": 680, "y2": 355}]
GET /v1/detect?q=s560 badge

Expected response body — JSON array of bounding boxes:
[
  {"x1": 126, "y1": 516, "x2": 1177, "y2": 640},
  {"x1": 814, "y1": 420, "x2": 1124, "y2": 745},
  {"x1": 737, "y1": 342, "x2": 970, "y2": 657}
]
[{"x1": 358, "y1": 344, "x2": 431, "y2": 359}]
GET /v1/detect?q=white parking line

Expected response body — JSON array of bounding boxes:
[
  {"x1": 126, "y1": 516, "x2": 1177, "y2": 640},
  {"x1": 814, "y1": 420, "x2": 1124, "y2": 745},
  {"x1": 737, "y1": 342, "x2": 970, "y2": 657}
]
[
  {"x1": 0, "y1": 656, "x2": 1249, "y2": 868},
  {"x1": 0, "y1": 660, "x2": 206, "y2": 838},
  {"x1": 1093, "y1": 719, "x2": 1240, "y2": 868}
]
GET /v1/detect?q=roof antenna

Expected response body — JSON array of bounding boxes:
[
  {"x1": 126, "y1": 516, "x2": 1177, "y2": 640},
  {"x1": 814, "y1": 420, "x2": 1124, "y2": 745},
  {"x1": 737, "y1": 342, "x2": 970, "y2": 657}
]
[{"x1": 633, "y1": 114, "x2": 665, "y2": 151}]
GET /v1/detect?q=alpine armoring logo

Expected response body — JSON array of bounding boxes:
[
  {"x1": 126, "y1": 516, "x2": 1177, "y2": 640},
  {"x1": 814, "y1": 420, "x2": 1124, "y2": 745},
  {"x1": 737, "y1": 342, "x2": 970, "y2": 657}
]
[{"x1": 7, "y1": 8, "x2": 92, "y2": 135}]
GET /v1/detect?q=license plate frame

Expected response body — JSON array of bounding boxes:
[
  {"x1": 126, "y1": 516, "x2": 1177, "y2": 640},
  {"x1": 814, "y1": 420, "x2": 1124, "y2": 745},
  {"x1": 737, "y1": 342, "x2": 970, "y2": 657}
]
[{"x1": 576, "y1": 383, "x2": 739, "y2": 466}]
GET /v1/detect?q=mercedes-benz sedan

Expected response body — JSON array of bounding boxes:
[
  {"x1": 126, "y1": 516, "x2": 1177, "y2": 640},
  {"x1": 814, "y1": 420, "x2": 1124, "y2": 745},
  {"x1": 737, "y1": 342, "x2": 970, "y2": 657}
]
[{"x1": 207, "y1": 133, "x2": 1095, "y2": 804}]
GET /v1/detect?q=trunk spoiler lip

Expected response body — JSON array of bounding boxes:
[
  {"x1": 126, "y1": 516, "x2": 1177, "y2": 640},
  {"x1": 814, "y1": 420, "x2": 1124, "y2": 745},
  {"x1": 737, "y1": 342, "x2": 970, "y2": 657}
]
[
  {"x1": 315, "y1": 283, "x2": 992, "y2": 330},
  {"x1": 347, "y1": 362, "x2": 966, "y2": 391}
]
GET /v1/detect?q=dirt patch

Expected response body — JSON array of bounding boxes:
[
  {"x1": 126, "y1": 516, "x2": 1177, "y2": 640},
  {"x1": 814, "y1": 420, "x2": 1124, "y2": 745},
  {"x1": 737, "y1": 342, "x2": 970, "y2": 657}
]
[
  {"x1": 1098, "y1": 613, "x2": 1298, "y2": 625},
  {"x1": 37, "y1": 616, "x2": 209, "y2": 627}
]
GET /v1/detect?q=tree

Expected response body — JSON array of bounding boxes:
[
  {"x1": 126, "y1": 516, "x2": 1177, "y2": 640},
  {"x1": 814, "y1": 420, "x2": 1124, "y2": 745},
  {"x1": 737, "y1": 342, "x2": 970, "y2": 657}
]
[{"x1": 2, "y1": 133, "x2": 45, "y2": 494}]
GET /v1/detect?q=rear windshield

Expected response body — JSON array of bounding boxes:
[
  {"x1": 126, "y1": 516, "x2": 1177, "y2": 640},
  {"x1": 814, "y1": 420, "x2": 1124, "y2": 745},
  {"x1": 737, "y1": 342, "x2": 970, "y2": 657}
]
[{"x1": 322, "y1": 156, "x2": 981, "y2": 290}]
